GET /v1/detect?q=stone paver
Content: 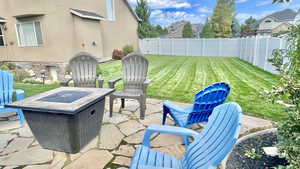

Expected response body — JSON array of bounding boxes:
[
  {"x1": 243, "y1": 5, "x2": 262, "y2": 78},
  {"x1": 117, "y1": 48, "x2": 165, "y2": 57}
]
[
  {"x1": 1, "y1": 137, "x2": 33, "y2": 155},
  {"x1": 65, "y1": 150, "x2": 113, "y2": 169},
  {"x1": 118, "y1": 120, "x2": 145, "y2": 136},
  {"x1": 99, "y1": 124, "x2": 124, "y2": 150},
  {"x1": 0, "y1": 134, "x2": 17, "y2": 149},
  {"x1": 112, "y1": 145, "x2": 135, "y2": 157},
  {"x1": 112, "y1": 156, "x2": 131, "y2": 166},
  {"x1": 0, "y1": 98, "x2": 273, "y2": 169},
  {"x1": 23, "y1": 165, "x2": 51, "y2": 169},
  {"x1": 0, "y1": 146, "x2": 52, "y2": 166}
]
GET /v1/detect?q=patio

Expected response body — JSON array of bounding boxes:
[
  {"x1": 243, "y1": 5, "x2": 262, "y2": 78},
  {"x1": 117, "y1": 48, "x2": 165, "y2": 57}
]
[{"x1": 0, "y1": 98, "x2": 272, "y2": 169}]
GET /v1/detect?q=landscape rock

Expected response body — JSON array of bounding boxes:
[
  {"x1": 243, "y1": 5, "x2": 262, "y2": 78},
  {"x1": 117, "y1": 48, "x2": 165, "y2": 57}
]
[
  {"x1": 0, "y1": 121, "x2": 22, "y2": 131},
  {"x1": 103, "y1": 112, "x2": 129, "y2": 124},
  {"x1": 0, "y1": 146, "x2": 53, "y2": 166},
  {"x1": 112, "y1": 156, "x2": 131, "y2": 166},
  {"x1": 1, "y1": 137, "x2": 33, "y2": 155},
  {"x1": 118, "y1": 120, "x2": 145, "y2": 136},
  {"x1": 49, "y1": 151, "x2": 67, "y2": 169},
  {"x1": 12, "y1": 125, "x2": 33, "y2": 137},
  {"x1": 139, "y1": 113, "x2": 164, "y2": 126},
  {"x1": 112, "y1": 145, "x2": 135, "y2": 157},
  {"x1": 80, "y1": 136, "x2": 98, "y2": 153},
  {"x1": 0, "y1": 112, "x2": 16, "y2": 118},
  {"x1": 64, "y1": 150, "x2": 113, "y2": 169},
  {"x1": 99, "y1": 124, "x2": 124, "y2": 150}
]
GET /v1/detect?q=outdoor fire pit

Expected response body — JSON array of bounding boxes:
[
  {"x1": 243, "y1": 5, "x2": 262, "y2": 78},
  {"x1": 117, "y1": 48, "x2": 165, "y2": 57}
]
[{"x1": 7, "y1": 87, "x2": 114, "y2": 153}]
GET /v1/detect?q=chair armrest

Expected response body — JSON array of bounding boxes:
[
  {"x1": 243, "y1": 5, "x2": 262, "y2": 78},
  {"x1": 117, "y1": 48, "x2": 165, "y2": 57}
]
[
  {"x1": 108, "y1": 77, "x2": 122, "y2": 88},
  {"x1": 60, "y1": 77, "x2": 72, "y2": 86},
  {"x1": 142, "y1": 125, "x2": 199, "y2": 147},
  {"x1": 97, "y1": 75, "x2": 104, "y2": 88},
  {"x1": 163, "y1": 100, "x2": 191, "y2": 114},
  {"x1": 14, "y1": 89, "x2": 25, "y2": 101}
]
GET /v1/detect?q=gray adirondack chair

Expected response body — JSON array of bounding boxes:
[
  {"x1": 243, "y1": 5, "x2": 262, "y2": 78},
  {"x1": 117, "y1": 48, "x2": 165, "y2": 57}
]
[
  {"x1": 61, "y1": 52, "x2": 104, "y2": 88},
  {"x1": 109, "y1": 53, "x2": 151, "y2": 119}
]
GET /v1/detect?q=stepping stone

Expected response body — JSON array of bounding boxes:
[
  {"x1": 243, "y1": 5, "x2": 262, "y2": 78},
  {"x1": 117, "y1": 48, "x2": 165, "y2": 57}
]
[
  {"x1": 240, "y1": 115, "x2": 273, "y2": 135},
  {"x1": 0, "y1": 112, "x2": 16, "y2": 118},
  {"x1": 139, "y1": 113, "x2": 164, "y2": 126},
  {"x1": 112, "y1": 145, "x2": 135, "y2": 157},
  {"x1": 23, "y1": 165, "x2": 51, "y2": 169},
  {"x1": 1, "y1": 137, "x2": 33, "y2": 155},
  {"x1": 0, "y1": 121, "x2": 22, "y2": 132},
  {"x1": 0, "y1": 134, "x2": 17, "y2": 149},
  {"x1": 80, "y1": 136, "x2": 99, "y2": 153},
  {"x1": 112, "y1": 156, "x2": 131, "y2": 167},
  {"x1": 146, "y1": 98, "x2": 162, "y2": 105},
  {"x1": 99, "y1": 124, "x2": 124, "y2": 150},
  {"x1": 64, "y1": 150, "x2": 113, "y2": 169},
  {"x1": 0, "y1": 146, "x2": 53, "y2": 166},
  {"x1": 49, "y1": 151, "x2": 67, "y2": 169},
  {"x1": 70, "y1": 153, "x2": 82, "y2": 161},
  {"x1": 135, "y1": 105, "x2": 162, "y2": 117},
  {"x1": 2, "y1": 166, "x2": 19, "y2": 169},
  {"x1": 123, "y1": 104, "x2": 139, "y2": 112},
  {"x1": 118, "y1": 120, "x2": 145, "y2": 136},
  {"x1": 151, "y1": 134, "x2": 183, "y2": 148},
  {"x1": 124, "y1": 130, "x2": 157, "y2": 145},
  {"x1": 103, "y1": 112, "x2": 129, "y2": 124},
  {"x1": 11, "y1": 125, "x2": 33, "y2": 137},
  {"x1": 153, "y1": 144, "x2": 186, "y2": 159}
]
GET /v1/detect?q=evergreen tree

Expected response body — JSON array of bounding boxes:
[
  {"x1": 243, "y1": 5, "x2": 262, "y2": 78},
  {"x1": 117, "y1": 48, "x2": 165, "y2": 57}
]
[
  {"x1": 200, "y1": 18, "x2": 214, "y2": 38},
  {"x1": 135, "y1": 0, "x2": 154, "y2": 39},
  {"x1": 232, "y1": 17, "x2": 241, "y2": 37},
  {"x1": 182, "y1": 22, "x2": 195, "y2": 38},
  {"x1": 241, "y1": 16, "x2": 257, "y2": 36},
  {"x1": 210, "y1": 0, "x2": 235, "y2": 38}
]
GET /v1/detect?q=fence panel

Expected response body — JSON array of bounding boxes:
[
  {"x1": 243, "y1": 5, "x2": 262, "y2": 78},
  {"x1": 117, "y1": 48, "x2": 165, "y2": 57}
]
[{"x1": 140, "y1": 37, "x2": 286, "y2": 74}]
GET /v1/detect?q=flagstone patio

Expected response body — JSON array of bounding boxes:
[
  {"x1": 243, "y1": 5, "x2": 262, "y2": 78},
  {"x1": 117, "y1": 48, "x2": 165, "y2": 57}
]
[{"x1": 0, "y1": 98, "x2": 273, "y2": 169}]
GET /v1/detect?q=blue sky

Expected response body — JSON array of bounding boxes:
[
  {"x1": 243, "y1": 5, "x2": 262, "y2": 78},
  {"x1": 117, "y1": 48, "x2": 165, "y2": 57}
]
[{"x1": 128, "y1": 0, "x2": 300, "y2": 26}]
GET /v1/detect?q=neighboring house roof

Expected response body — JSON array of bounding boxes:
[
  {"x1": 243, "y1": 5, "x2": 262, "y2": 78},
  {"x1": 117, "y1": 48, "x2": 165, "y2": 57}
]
[
  {"x1": 70, "y1": 8, "x2": 105, "y2": 21},
  {"x1": 0, "y1": 16, "x2": 6, "y2": 22},
  {"x1": 264, "y1": 9, "x2": 297, "y2": 22},
  {"x1": 123, "y1": 0, "x2": 141, "y2": 22},
  {"x1": 257, "y1": 29, "x2": 272, "y2": 34}
]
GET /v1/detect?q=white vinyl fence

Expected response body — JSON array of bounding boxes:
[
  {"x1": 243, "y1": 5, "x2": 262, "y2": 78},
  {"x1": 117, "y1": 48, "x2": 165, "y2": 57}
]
[{"x1": 139, "y1": 37, "x2": 287, "y2": 74}]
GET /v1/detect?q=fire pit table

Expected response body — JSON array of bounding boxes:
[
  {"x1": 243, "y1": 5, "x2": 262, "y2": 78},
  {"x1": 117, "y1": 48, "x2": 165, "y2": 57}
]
[{"x1": 7, "y1": 87, "x2": 114, "y2": 153}]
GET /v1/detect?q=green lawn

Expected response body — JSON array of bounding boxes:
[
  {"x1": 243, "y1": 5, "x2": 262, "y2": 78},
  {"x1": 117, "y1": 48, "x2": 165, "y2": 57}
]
[
  {"x1": 100, "y1": 55, "x2": 284, "y2": 120},
  {"x1": 15, "y1": 83, "x2": 60, "y2": 97}
]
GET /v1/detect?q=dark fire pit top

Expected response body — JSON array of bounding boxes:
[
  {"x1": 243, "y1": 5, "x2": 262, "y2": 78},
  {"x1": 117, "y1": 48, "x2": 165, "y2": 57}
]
[{"x1": 6, "y1": 87, "x2": 114, "y2": 115}]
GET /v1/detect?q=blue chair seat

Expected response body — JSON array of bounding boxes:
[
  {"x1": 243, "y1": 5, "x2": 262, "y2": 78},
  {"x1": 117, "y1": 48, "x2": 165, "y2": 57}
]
[{"x1": 130, "y1": 146, "x2": 182, "y2": 169}]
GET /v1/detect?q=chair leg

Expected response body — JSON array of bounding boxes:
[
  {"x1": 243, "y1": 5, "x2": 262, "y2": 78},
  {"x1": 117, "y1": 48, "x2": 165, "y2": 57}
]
[
  {"x1": 16, "y1": 109, "x2": 25, "y2": 125},
  {"x1": 139, "y1": 98, "x2": 146, "y2": 120},
  {"x1": 109, "y1": 96, "x2": 114, "y2": 117},
  {"x1": 121, "y1": 98, "x2": 125, "y2": 109}
]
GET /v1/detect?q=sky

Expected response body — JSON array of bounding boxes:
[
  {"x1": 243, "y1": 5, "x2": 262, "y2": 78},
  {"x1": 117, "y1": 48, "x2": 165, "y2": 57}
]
[{"x1": 128, "y1": 0, "x2": 300, "y2": 27}]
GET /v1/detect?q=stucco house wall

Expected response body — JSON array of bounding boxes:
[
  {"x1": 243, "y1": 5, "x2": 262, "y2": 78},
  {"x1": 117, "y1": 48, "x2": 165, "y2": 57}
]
[{"x1": 0, "y1": 0, "x2": 139, "y2": 63}]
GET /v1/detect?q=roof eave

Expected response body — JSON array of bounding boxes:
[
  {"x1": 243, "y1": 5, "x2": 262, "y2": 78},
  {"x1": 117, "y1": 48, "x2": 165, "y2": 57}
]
[
  {"x1": 123, "y1": 0, "x2": 142, "y2": 22},
  {"x1": 70, "y1": 9, "x2": 105, "y2": 21}
]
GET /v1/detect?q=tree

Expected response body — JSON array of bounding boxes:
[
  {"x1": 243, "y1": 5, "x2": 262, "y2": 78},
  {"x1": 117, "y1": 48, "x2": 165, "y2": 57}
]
[
  {"x1": 241, "y1": 16, "x2": 257, "y2": 36},
  {"x1": 155, "y1": 25, "x2": 168, "y2": 36},
  {"x1": 232, "y1": 17, "x2": 241, "y2": 37},
  {"x1": 200, "y1": 18, "x2": 214, "y2": 38},
  {"x1": 182, "y1": 22, "x2": 195, "y2": 38},
  {"x1": 210, "y1": 0, "x2": 235, "y2": 38},
  {"x1": 135, "y1": 0, "x2": 156, "y2": 38}
]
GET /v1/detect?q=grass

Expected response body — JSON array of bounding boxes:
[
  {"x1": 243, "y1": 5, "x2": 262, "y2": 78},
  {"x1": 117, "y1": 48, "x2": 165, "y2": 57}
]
[
  {"x1": 100, "y1": 55, "x2": 284, "y2": 120},
  {"x1": 14, "y1": 83, "x2": 60, "y2": 97}
]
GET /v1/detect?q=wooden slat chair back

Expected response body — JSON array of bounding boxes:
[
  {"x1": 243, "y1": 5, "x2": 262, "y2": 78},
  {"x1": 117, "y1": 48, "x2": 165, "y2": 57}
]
[
  {"x1": 0, "y1": 70, "x2": 26, "y2": 124},
  {"x1": 187, "y1": 82, "x2": 231, "y2": 125},
  {"x1": 69, "y1": 52, "x2": 98, "y2": 87},
  {"x1": 182, "y1": 102, "x2": 242, "y2": 169},
  {"x1": 122, "y1": 54, "x2": 149, "y2": 91}
]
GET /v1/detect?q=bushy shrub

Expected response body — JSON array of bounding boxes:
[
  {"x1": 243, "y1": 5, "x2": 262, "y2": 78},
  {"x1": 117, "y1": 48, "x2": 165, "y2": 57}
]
[
  {"x1": 263, "y1": 25, "x2": 300, "y2": 169},
  {"x1": 112, "y1": 49, "x2": 124, "y2": 60},
  {"x1": 0, "y1": 62, "x2": 16, "y2": 71},
  {"x1": 12, "y1": 70, "x2": 31, "y2": 82},
  {"x1": 122, "y1": 45, "x2": 134, "y2": 56}
]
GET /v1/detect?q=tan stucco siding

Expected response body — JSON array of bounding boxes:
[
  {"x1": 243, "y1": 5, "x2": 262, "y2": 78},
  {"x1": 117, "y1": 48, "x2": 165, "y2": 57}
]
[{"x1": 100, "y1": 0, "x2": 139, "y2": 57}]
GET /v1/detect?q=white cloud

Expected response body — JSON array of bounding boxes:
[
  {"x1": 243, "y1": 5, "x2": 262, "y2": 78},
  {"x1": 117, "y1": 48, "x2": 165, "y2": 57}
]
[
  {"x1": 128, "y1": 0, "x2": 191, "y2": 9},
  {"x1": 256, "y1": 0, "x2": 271, "y2": 6},
  {"x1": 236, "y1": 0, "x2": 248, "y2": 3},
  {"x1": 150, "y1": 10, "x2": 206, "y2": 26},
  {"x1": 236, "y1": 10, "x2": 276, "y2": 23},
  {"x1": 198, "y1": 6, "x2": 212, "y2": 13}
]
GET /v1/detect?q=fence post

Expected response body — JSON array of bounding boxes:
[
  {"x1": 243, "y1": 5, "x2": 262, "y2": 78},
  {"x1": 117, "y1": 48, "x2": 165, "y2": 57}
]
[
  {"x1": 158, "y1": 38, "x2": 161, "y2": 55},
  {"x1": 171, "y1": 39, "x2": 174, "y2": 56},
  {"x1": 263, "y1": 38, "x2": 270, "y2": 71},
  {"x1": 253, "y1": 36, "x2": 258, "y2": 65},
  {"x1": 218, "y1": 38, "x2": 221, "y2": 57},
  {"x1": 186, "y1": 39, "x2": 189, "y2": 56},
  {"x1": 201, "y1": 38, "x2": 205, "y2": 56}
]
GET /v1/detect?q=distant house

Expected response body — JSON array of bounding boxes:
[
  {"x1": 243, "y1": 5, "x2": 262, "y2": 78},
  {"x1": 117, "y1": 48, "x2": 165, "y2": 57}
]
[
  {"x1": 255, "y1": 9, "x2": 300, "y2": 36},
  {"x1": 166, "y1": 21, "x2": 203, "y2": 38},
  {"x1": 0, "y1": 0, "x2": 140, "y2": 79}
]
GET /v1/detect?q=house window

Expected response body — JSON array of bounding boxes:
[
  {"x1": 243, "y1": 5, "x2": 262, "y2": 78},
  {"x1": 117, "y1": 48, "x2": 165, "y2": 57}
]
[
  {"x1": 265, "y1": 20, "x2": 272, "y2": 23},
  {"x1": 106, "y1": 0, "x2": 116, "y2": 21},
  {"x1": 0, "y1": 25, "x2": 5, "y2": 47},
  {"x1": 16, "y1": 21, "x2": 43, "y2": 47}
]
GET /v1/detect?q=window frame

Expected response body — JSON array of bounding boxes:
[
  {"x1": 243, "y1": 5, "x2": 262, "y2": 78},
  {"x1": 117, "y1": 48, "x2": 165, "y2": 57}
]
[
  {"x1": 265, "y1": 20, "x2": 272, "y2": 23},
  {"x1": 106, "y1": 0, "x2": 116, "y2": 21},
  {"x1": 15, "y1": 20, "x2": 43, "y2": 47},
  {"x1": 0, "y1": 24, "x2": 5, "y2": 47}
]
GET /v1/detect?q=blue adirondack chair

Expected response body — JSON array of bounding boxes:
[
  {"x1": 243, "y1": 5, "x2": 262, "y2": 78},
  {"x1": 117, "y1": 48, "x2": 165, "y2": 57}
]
[
  {"x1": 0, "y1": 70, "x2": 25, "y2": 124},
  {"x1": 162, "y1": 82, "x2": 230, "y2": 145},
  {"x1": 130, "y1": 102, "x2": 242, "y2": 169}
]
